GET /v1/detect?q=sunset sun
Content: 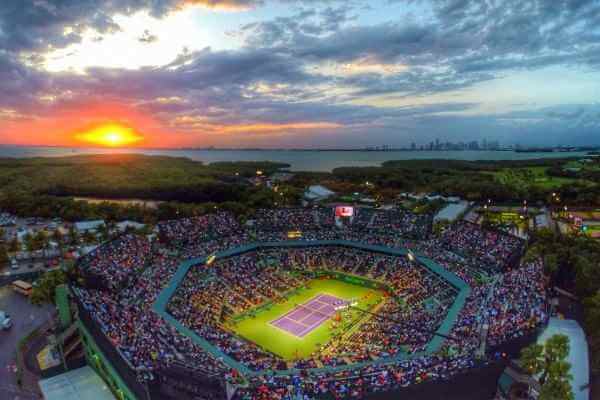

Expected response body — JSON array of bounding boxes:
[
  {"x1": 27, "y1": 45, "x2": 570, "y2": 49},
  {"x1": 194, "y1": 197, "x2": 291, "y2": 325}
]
[{"x1": 75, "y1": 124, "x2": 144, "y2": 147}]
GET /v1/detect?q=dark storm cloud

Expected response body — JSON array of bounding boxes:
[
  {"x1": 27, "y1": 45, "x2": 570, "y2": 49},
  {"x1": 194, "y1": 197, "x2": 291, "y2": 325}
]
[
  {"x1": 0, "y1": 0, "x2": 133, "y2": 53},
  {"x1": 0, "y1": 51, "x2": 50, "y2": 108},
  {"x1": 86, "y1": 47, "x2": 320, "y2": 95}
]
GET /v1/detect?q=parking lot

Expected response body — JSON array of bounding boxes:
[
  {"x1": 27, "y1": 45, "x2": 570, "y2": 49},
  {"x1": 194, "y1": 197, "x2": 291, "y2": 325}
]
[{"x1": 0, "y1": 285, "x2": 54, "y2": 399}]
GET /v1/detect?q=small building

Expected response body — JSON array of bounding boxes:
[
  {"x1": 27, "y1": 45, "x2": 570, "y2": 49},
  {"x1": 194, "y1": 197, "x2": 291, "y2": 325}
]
[
  {"x1": 115, "y1": 220, "x2": 145, "y2": 232},
  {"x1": 271, "y1": 172, "x2": 294, "y2": 182},
  {"x1": 304, "y1": 185, "x2": 335, "y2": 202},
  {"x1": 16, "y1": 228, "x2": 34, "y2": 242},
  {"x1": 78, "y1": 245, "x2": 99, "y2": 257},
  {"x1": 534, "y1": 213, "x2": 550, "y2": 229},
  {"x1": 444, "y1": 196, "x2": 462, "y2": 203},
  {"x1": 75, "y1": 220, "x2": 105, "y2": 234},
  {"x1": 434, "y1": 201, "x2": 470, "y2": 223},
  {"x1": 0, "y1": 212, "x2": 16, "y2": 226}
]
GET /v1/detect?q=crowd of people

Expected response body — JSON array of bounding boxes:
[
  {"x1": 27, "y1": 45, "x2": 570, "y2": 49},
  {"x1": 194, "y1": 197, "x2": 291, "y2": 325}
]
[
  {"x1": 157, "y1": 212, "x2": 241, "y2": 247},
  {"x1": 72, "y1": 206, "x2": 547, "y2": 400},
  {"x1": 439, "y1": 221, "x2": 523, "y2": 270},
  {"x1": 165, "y1": 245, "x2": 459, "y2": 371},
  {"x1": 80, "y1": 234, "x2": 151, "y2": 290},
  {"x1": 486, "y1": 260, "x2": 548, "y2": 346},
  {"x1": 362, "y1": 209, "x2": 431, "y2": 239}
]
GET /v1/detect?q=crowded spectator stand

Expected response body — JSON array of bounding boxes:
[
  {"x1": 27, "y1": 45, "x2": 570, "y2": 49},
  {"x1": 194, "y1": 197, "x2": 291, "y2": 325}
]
[{"x1": 71, "y1": 207, "x2": 547, "y2": 400}]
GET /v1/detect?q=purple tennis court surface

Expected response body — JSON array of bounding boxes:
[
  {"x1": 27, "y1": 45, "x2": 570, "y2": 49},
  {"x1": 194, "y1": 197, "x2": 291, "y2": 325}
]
[{"x1": 270, "y1": 294, "x2": 347, "y2": 338}]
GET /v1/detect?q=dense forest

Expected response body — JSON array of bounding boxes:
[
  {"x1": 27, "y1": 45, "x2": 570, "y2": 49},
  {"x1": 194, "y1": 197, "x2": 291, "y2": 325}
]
[
  {"x1": 0, "y1": 154, "x2": 599, "y2": 223},
  {"x1": 0, "y1": 155, "x2": 294, "y2": 222},
  {"x1": 324, "y1": 158, "x2": 600, "y2": 204}
]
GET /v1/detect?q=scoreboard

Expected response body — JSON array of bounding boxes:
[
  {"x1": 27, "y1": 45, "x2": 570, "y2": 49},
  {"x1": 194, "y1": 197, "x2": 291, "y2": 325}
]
[{"x1": 335, "y1": 206, "x2": 354, "y2": 217}]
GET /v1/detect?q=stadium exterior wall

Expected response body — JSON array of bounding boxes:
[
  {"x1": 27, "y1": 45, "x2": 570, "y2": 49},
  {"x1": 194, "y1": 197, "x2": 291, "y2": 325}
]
[
  {"x1": 361, "y1": 360, "x2": 506, "y2": 400},
  {"x1": 78, "y1": 318, "x2": 141, "y2": 400}
]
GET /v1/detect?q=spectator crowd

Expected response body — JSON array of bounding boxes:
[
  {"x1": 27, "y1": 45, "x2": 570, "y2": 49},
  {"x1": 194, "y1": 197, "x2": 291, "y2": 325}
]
[{"x1": 73, "y1": 206, "x2": 546, "y2": 400}]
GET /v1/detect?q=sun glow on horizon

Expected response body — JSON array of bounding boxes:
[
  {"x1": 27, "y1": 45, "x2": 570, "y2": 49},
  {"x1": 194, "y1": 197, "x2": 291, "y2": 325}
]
[{"x1": 75, "y1": 124, "x2": 144, "y2": 147}]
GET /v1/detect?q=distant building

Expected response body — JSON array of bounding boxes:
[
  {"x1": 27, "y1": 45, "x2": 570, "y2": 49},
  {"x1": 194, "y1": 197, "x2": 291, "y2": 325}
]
[
  {"x1": 434, "y1": 201, "x2": 470, "y2": 223},
  {"x1": 304, "y1": 185, "x2": 335, "y2": 202},
  {"x1": 116, "y1": 221, "x2": 145, "y2": 233},
  {"x1": 0, "y1": 213, "x2": 16, "y2": 226},
  {"x1": 78, "y1": 245, "x2": 99, "y2": 257},
  {"x1": 534, "y1": 213, "x2": 550, "y2": 230},
  {"x1": 270, "y1": 172, "x2": 295, "y2": 182},
  {"x1": 74, "y1": 220, "x2": 105, "y2": 234}
]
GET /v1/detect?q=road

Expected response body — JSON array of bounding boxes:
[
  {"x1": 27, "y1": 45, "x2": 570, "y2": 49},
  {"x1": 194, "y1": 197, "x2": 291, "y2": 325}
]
[
  {"x1": 0, "y1": 285, "x2": 53, "y2": 399},
  {"x1": 2, "y1": 262, "x2": 48, "y2": 277}
]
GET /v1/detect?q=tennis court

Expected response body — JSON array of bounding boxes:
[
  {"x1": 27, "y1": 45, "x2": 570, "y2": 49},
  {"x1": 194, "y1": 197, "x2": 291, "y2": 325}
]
[
  {"x1": 271, "y1": 294, "x2": 347, "y2": 338},
  {"x1": 229, "y1": 279, "x2": 384, "y2": 360}
]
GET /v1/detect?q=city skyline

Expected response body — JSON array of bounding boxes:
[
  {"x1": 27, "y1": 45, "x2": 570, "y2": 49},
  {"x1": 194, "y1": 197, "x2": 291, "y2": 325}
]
[{"x1": 0, "y1": 0, "x2": 599, "y2": 148}]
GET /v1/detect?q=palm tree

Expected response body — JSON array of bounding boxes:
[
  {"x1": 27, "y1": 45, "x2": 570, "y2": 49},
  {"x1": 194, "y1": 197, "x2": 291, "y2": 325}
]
[
  {"x1": 520, "y1": 334, "x2": 573, "y2": 400},
  {"x1": 68, "y1": 226, "x2": 79, "y2": 246},
  {"x1": 97, "y1": 223, "x2": 110, "y2": 242},
  {"x1": 8, "y1": 236, "x2": 20, "y2": 253}
]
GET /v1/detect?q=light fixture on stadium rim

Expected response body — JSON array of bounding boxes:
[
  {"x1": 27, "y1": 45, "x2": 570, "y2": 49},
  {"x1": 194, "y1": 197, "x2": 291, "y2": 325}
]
[{"x1": 407, "y1": 250, "x2": 416, "y2": 262}]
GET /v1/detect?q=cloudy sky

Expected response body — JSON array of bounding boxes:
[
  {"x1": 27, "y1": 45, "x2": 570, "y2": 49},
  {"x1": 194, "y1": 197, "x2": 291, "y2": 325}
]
[{"x1": 1, "y1": 0, "x2": 599, "y2": 148}]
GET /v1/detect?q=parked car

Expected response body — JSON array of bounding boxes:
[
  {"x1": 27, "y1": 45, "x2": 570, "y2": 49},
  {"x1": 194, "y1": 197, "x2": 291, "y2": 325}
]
[{"x1": 0, "y1": 311, "x2": 12, "y2": 330}]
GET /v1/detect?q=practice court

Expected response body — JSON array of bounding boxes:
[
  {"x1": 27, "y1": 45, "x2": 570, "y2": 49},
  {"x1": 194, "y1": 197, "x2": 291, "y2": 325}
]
[{"x1": 270, "y1": 294, "x2": 347, "y2": 338}]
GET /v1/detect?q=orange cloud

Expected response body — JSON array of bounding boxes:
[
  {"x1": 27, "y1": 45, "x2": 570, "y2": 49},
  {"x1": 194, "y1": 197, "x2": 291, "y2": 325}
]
[
  {"x1": 180, "y1": 0, "x2": 258, "y2": 12},
  {"x1": 171, "y1": 116, "x2": 342, "y2": 135},
  {"x1": 221, "y1": 122, "x2": 342, "y2": 134}
]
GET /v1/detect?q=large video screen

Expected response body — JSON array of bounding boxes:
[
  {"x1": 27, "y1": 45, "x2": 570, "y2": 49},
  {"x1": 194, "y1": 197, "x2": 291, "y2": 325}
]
[{"x1": 335, "y1": 206, "x2": 354, "y2": 217}]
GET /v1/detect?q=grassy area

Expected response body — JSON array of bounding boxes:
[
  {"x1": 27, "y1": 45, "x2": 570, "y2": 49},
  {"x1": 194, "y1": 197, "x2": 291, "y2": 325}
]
[
  {"x1": 492, "y1": 166, "x2": 583, "y2": 190},
  {"x1": 228, "y1": 278, "x2": 384, "y2": 360},
  {"x1": 485, "y1": 211, "x2": 528, "y2": 226},
  {"x1": 564, "y1": 160, "x2": 600, "y2": 172}
]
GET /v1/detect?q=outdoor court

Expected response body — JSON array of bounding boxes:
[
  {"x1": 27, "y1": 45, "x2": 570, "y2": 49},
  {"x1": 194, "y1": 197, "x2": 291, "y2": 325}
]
[
  {"x1": 229, "y1": 278, "x2": 384, "y2": 360},
  {"x1": 270, "y1": 294, "x2": 348, "y2": 338}
]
